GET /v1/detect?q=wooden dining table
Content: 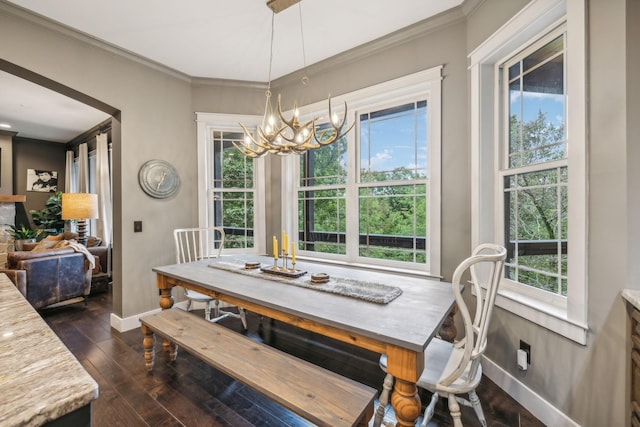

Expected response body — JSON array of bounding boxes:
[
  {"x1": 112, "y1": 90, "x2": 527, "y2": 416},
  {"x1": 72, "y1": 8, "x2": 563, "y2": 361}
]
[{"x1": 152, "y1": 254, "x2": 456, "y2": 427}]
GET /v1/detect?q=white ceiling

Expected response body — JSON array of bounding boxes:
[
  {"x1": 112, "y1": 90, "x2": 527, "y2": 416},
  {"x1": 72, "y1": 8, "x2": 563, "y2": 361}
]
[{"x1": 1, "y1": 0, "x2": 464, "y2": 142}]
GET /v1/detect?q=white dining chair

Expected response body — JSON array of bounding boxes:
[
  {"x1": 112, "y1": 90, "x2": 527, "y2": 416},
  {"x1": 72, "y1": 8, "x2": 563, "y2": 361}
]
[
  {"x1": 373, "y1": 243, "x2": 507, "y2": 427},
  {"x1": 173, "y1": 227, "x2": 247, "y2": 329}
]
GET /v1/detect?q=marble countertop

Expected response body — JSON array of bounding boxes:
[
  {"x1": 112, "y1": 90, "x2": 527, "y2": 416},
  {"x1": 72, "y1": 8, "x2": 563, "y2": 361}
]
[
  {"x1": 0, "y1": 274, "x2": 98, "y2": 426},
  {"x1": 622, "y1": 289, "x2": 640, "y2": 310}
]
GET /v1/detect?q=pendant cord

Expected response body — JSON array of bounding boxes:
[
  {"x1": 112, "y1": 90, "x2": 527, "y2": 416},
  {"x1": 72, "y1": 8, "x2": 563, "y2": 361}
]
[
  {"x1": 266, "y1": 11, "x2": 275, "y2": 95},
  {"x1": 298, "y1": 3, "x2": 309, "y2": 85}
]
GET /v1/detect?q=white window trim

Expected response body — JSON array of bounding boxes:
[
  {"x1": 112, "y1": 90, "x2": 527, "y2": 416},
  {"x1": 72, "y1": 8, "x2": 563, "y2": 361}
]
[
  {"x1": 195, "y1": 112, "x2": 266, "y2": 255},
  {"x1": 282, "y1": 66, "x2": 442, "y2": 276},
  {"x1": 469, "y1": 0, "x2": 588, "y2": 344}
]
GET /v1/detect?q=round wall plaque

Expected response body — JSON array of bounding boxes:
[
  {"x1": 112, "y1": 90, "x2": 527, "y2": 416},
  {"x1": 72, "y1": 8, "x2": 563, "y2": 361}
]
[{"x1": 138, "y1": 159, "x2": 180, "y2": 199}]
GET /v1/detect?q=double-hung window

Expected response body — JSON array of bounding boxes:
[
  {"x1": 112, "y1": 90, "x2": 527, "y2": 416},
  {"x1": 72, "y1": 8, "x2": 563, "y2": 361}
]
[
  {"x1": 469, "y1": 0, "x2": 587, "y2": 344},
  {"x1": 501, "y1": 30, "x2": 568, "y2": 300},
  {"x1": 286, "y1": 67, "x2": 442, "y2": 275},
  {"x1": 196, "y1": 113, "x2": 266, "y2": 254}
]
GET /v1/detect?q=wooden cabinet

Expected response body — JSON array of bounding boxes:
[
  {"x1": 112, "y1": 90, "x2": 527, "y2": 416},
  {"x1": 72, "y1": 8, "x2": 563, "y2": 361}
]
[{"x1": 631, "y1": 308, "x2": 640, "y2": 426}]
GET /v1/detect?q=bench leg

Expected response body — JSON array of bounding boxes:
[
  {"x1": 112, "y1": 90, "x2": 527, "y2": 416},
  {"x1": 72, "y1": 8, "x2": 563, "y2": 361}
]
[
  {"x1": 141, "y1": 324, "x2": 156, "y2": 372},
  {"x1": 164, "y1": 338, "x2": 178, "y2": 362},
  {"x1": 357, "y1": 402, "x2": 375, "y2": 427}
]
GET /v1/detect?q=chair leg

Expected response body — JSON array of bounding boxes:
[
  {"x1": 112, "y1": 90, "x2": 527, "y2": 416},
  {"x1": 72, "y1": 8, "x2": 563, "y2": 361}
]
[
  {"x1": 448, "y1": 393, "x2": 463, "y2": 427},
  {"x1": 373, "y1": 373, "x2": 394, "y2": 427},
  {"x1": 204, "y1": 300, "x2": 212, "y2": 321},
  {"x1": 420, "y1": 392, "x2": 439, "y2": 427},
  {"x1": 186, "y1": 299, "x2": 192, "y2": 312},
  {"x1": 238, "y1": 307, "x2": 248, "y2": 330},
  {"x1": 213, "y1": 299, "x2": 221, "y2": 318},
  {"x1": 468, "y1": 390, "x2": 487, "y2": 427}
]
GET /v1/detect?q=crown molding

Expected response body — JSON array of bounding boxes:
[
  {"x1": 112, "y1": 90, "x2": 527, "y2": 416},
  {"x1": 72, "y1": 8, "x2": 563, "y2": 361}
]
[
  {"x1": 191, "y1": 77, "x2": 267, "y2": 90},
  {"x1": 1, "y1": 0, "x2": 480, "y2": 88},
  {"x1": 0, "y1": 0, "x2": 192, "y2": 83},
  {"x1": 272, "y1": 4, "x2": 467, "y2": 90}
]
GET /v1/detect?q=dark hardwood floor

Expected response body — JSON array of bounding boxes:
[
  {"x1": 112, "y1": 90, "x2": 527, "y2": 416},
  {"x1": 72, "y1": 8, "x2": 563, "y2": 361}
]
[{"x1": 40, "y1": 289, "x2": 544, "y2": 427}]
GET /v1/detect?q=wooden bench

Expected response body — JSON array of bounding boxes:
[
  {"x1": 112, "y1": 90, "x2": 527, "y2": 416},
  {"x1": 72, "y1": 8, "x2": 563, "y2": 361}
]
[{"x1": 140, "y1": 309, "x2": 376, "y2": 427}]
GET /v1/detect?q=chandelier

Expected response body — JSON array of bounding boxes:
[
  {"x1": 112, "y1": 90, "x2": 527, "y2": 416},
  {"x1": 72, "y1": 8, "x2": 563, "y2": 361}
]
[{"x1": 235, "y1": 1, "x2": 353, "y2": 158}]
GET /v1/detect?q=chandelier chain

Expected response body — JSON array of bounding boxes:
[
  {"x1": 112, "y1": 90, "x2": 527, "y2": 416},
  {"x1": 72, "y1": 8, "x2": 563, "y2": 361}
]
[
  {"x1": 298, "y1": 3, "x2": 309, "y2": 85},
  {"x1": 266, "y1": 11, "x2": 275, "y2": 96}
]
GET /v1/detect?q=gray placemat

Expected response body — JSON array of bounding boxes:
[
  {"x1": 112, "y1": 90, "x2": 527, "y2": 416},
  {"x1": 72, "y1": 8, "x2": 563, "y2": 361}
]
[{"x1": 208, "y1": 259, "x2": 402, "y2": 304}]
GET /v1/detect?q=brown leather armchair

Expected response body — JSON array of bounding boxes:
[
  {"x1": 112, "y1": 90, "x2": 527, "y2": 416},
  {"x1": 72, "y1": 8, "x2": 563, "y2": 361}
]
[
  {"x1": 24, "y1": 231, "x2": 111, "y2": 285},
  {"x1": 0, "y1": 247, "x2": 93, "y2": 309}
]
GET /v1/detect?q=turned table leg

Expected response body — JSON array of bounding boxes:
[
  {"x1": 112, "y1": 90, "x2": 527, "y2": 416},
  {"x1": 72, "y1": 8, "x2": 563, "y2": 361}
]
[
  {"x1": 391, "y1": 379, "x2": 422, "y2": 427},
  {"x1": 438, "y1": 304, "x2": 458, "y2": 343},
  {"x1": 158, "y1": 279, "x2": 176, "y2": 354}
]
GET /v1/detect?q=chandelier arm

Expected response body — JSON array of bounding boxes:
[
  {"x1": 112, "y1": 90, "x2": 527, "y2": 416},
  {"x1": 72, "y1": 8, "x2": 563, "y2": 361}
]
[
  {"x1": 239, "y1": 123, "x2": 270, "y2": 151},
  {"x1": 232, "y1": 141, "x2": 262, "y2": 158}
]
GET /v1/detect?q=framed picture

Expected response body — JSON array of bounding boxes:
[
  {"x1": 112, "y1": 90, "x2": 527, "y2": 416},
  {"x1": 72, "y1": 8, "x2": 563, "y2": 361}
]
[{"x1": 27, "y1": 169, "x2": 58, "y2": 192}]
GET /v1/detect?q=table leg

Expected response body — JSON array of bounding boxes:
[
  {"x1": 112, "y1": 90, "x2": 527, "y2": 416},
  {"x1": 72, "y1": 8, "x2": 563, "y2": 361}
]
[
  {"x1": 391, "y1": 379, "x2": 422, "y2": 427},
  {"x1": 385, "y1": 348, "x2": 423, "y2": 427},
  {"x1": 157, "y1": 278, "x2": 176, "y2": 353},
  {"x1": 159, "y1": 287, "x2": 174, "y2": 310},
  {"x1": 438, "y1": 304, "x2": 458, "y2": 342}
]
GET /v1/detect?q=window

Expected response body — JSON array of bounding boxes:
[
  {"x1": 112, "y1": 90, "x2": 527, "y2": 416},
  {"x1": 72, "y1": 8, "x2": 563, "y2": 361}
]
[
  {"x1": 288, "y1": 67, "x2": 441, "y2": 274},
  {"x1": 196, "y1": 113, "x2": 266, "y2": 254},
  {"x1": 211, "y1": 131, "x2": 255, "y2": 250},
  {"x1": 469, "y1": 0, "x2": 587, "y2": 344},
  {"x1": 501, "y1": 31, "x2": 568, "y2": 298}
]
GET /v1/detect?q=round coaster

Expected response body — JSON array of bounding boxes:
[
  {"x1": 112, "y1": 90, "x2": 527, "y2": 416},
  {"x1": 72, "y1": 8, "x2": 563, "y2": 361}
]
[
  {"x1": 310, "y1": 272, "x2": 330, "y2": 284},
  {"x1": 244, "y1": 261, "x2": 261, "y2": 269}
]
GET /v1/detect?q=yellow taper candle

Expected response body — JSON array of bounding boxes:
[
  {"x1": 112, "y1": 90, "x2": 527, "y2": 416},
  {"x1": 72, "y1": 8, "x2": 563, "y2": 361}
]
[
  {"x1": 273, "y1": 235, "x2": 278, "y2": 259},
  {"x1": 291, "y1": 241, "x2": 295, "y2": 264},
  {"x1": 281, "y1": 230, "x2": 287, "y2": 254}
]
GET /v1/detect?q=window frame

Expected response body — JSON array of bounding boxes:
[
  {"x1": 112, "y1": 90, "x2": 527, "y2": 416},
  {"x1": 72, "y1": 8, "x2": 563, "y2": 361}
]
[
  {"x1": 195, "y1": 112, "x2": 266, "y2": 255},
  {"x1": 498, "y1": 25, "x2": 568, "y2": 308},
  {"x1": 282, "y1": 66, "x2": 442, "y2": 276},
  {"x1": 469, "y1": 0, "x2": 588, "y2": 344}
]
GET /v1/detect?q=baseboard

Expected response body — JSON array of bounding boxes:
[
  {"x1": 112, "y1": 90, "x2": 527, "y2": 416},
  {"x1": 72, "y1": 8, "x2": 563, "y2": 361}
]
[
  {"x1": 110, "y1": 301, "x2": 189, "y2": 332},
  {"x1": 482, "y1": 355, "x2": 580, "y2": 427}
]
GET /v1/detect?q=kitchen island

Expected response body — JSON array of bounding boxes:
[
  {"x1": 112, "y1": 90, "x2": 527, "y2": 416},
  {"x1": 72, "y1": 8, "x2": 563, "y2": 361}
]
[{"x1": 0, "y1": 273, "x2": 98, "y2": 426}]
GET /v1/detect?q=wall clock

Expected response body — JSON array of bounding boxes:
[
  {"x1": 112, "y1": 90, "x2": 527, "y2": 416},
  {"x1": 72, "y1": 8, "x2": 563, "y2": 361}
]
[{"x1": 138, "y1": 159, "x2": 180, "y2": 199}]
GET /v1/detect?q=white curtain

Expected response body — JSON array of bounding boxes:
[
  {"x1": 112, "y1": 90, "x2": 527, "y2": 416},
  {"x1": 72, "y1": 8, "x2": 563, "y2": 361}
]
[
  {"x1": 64, "y1": 150, "x2": 74, "y2": 193},
  {"x1": 96, "y1": 133, "x2": 112, "y2": 248},
  {"x1": 77, "y1": 143, "x2": 89, "y2": 193}
]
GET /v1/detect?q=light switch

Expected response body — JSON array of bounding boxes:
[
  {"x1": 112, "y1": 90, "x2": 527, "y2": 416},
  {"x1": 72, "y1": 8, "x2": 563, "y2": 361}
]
[{"x1": 134, "y1": 221, "x2": 142, "y2": 232}]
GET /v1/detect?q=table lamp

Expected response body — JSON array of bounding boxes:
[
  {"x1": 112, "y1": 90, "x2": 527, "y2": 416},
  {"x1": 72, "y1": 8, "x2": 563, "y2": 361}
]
[{"x1": 61, "y1": 193, "x2": 99, "y2": 246}]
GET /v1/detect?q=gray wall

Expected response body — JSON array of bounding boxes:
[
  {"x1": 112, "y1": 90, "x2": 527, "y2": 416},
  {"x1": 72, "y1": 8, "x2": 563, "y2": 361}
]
[
  {"x1": 464, "y1": 0, "x2": 634, "y2": 425},
  {"x1": 0, "y1": 0, "x2": 636, "y2": 424},
  {"x1": 0, "y1": 3, "x2": 197, "y2": 318},
  {"x1": 13, "y1": 137, "x2": 66, "y2": 221},
  {"x1": 0, "y1": 131, "x2": 14, "y2": 196}
]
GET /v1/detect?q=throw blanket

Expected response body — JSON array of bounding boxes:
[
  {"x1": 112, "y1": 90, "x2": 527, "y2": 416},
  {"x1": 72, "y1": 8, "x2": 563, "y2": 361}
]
[{"x1": 59, "y1": 240, "x2": 95, "y2": 270}]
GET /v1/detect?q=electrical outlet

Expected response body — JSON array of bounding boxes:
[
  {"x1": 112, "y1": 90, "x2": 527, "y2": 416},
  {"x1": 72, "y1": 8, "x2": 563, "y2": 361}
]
[
  {"x1": 519, "y1": 340, "x2": 531, "y2": 365},
  {"x1": 134, "y1": 221, "x2": 142, "y2": 232}
]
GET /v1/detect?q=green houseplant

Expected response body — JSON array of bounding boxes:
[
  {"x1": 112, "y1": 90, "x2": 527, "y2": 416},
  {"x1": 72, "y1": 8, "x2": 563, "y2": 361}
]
[
  {"x1": 30, "y1": 191, "x2": 65, "y2": 236},
  {"x1": 4, "y1": 224, "x2": 43, "y2": 250}
]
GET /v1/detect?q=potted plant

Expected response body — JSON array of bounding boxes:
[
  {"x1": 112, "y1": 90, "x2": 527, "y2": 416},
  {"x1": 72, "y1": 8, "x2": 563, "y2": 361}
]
[
  {"x1": 4, "y1": 224, "x2": 43, "y2": 250},
  {"x1": 30, "y1": 191, "x2": 65, "y2": 236}
]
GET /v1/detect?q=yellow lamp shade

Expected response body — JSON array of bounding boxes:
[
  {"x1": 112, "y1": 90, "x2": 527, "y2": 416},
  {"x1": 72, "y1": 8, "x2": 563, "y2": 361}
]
[{"x1": 61, "y1": 193, "x2": 99, "y2": 220}]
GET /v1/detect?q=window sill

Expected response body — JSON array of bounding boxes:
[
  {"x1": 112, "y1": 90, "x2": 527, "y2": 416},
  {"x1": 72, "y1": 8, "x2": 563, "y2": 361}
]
[
  {"x1": 474, "y1": 286, "x2": 588, "y2": 345},
  {"x1": 295, "y1": 255, "x2": 443, "y2": 280}
]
